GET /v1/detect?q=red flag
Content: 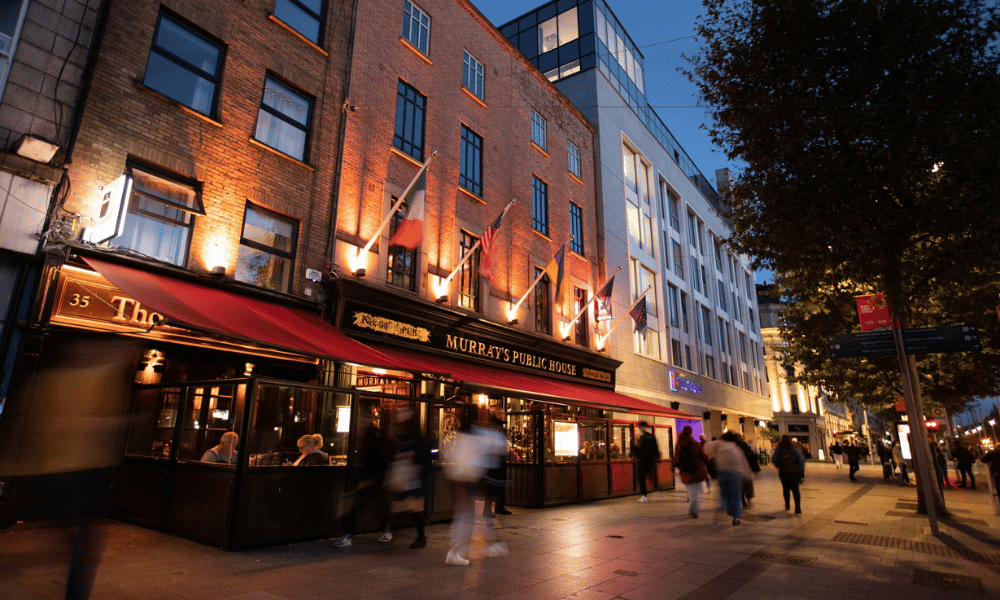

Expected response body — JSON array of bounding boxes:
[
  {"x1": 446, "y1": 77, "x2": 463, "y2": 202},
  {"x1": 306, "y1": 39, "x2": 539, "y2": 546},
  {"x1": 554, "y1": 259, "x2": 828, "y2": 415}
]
[
  {"x1": 630, "y1": 296, "x2": 648, "y2": 333},
  {"x1": 593, "y1": 274, "x2": 615, "y2": 322},
  {"x1": 388, "y1": 169, "x2": 427, "y2": 249},
  {"x1": 480, "y1": 203, "x2": 512, "y2": 282}
]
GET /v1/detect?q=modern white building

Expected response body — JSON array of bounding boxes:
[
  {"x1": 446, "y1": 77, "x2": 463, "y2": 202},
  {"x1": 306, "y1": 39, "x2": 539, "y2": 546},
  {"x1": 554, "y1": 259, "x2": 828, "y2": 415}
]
[{"x1": 497, "y1": 0, "x2": 771, "y2": 449}]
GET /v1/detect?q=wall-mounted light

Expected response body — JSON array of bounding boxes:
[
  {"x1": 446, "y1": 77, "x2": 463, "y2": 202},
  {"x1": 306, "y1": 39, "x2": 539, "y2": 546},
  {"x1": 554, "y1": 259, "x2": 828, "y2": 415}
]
[
  {"x1": 702, "y1": 411, "x2": 711, "y2": 420},
  {"x1": 244, "y1": 362, "x2": 255, "y2": 376},
  {"x1": 433, "y1": 276, "x2": 449, "y2": 303},
  {"x1": 210, "y1": 265, "x2": 226, "y2": 278},
  {"x1": 559, "y1": 322, "x2": 572, "y2": 341},
  {"x1": 348, "y1": 245, "x2": 367, "y2": 277}
]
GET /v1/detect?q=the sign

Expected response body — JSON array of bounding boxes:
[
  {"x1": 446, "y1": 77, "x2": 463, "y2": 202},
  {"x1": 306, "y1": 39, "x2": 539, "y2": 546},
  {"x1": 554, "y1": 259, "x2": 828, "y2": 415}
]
[
  {"x1": 83, "y1": 174, "x2": 131, "y2": 244},
  {"x1": 305, "y1": 268, "x2": 323, "y2": 282},
  {"x1": 52, "y1": 268, "x2": 165, "y2": 332},
  {"x1": 668, "y1": 370, "x2": 702, "y2": 394},
  {"x1": 901, "y1": 325, "x2": 980, "y2": 354},
  {"x1": 856, "y1": 293, "x2": 891, "y2": 332},
  {"x1": 830, "y1": 325, "x2": 981, "y2": 359},
  {"x1": 828, "y1": 330, "x2": 894, "y2": 359}
]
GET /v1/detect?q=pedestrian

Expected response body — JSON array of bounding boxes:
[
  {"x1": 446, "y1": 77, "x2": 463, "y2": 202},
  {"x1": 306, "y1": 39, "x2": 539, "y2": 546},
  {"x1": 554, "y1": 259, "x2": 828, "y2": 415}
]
[
  {"x1": 981, "y1": 446, "x2": 1000, "y2": 493},
  {"x1": 955, "y1": 444, "x2": 976, "y2": 489},
  {"x1": 930, "y1": 443, "x2": 949, "y2": 490},
  {"x1": 734, "y1": 433, "x2": 760, "y2": 509},
  {"x1": 772, "y1": 434, "x2": 805, "y2": 514},
  {"x1": 384, "y1": 407, "x2": 434, "y2": 549},
  {"x1": 483, "y1": 405, "x2": 512, "y2": 517},
  {"x1": 443, "y1": 417, "x2": 509, "y2": 566},
  {"x1": 705, "y1": 431, "x2": 754, "y2": 525},
  {"x1": 699, "y1": 434, "x2": 712, "y2": 492},
  {"x1": 675, "y1": 426, "x2": 710, "y2": 518},
  {"x1": 334, "y1": 406, "x2": 392, "y2": 547},
  {"x1": 891, "y1": 440, "x2": 910, "y2": 485},
  {"x1": 845, "y1": 442, "x2": 861, "y2": 481},
  {"x1": 831, "y1": 440, "x2": 843, "y2": 469},
  {"x1": 633, "y1": 421, "x2": 660, "y2": 503}
]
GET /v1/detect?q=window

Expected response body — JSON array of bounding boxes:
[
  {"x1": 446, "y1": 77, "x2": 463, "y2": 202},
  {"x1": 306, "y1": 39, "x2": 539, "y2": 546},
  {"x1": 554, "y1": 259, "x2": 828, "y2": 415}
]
[
  {"x1": 667, "y1": 187, "x2": 680, "y2": 231},
  {"x1": 705, "y1": 355, "x2": 715, "y2": 379},
  {"x1": 254, "y1": 75, "x2": 312, "y2": 161},
  {"x1": 274, "y1": 0, "x2": 324, "y2": 44},
  {"x1": 718, "y1": 280, "x2": 727, "y2": 311},
  {"x1": 671, "y1": 339, "x2": 682, "y2": 367},
  {"x1": 667, "y1": 284, "x2": 679, "y2": 328},
  {"x1": 570, "y1": 202, "x2": 584, "y2": 255},
  {"x1": 714, "y1": 239, "x2": 724, "y2": 271},
  {"x1": 394, "y1": 80, "x2": 426, "y2": 161},
  {"x1": 534, "y1": 267, "x2": 550, "y2": 334},
  {"x1": 458, "y1": 231, "x2": 480, "y2": 311},
  {"x1": 701, "y1": 305, "x2": 712, "y2": 345},
  {"x1": 680, "y1": 292, "x2": 690, "y2": 334},
  {"x1": 462, "y1": 50, "x2": 484, "y2": 100},
  {"x1": 690, "y1": 257, "x2": 700, "y2": 293},
  {"x1": 112, "y1": 162, "x2": 203, "y2": 267},
  {"x1": 718, "y1": 318, "x2": 727, "y2": 354},
  {"x1": 401, "y1": 0, "x2": 430, "y2": 55},
  {"x1": 532, "y1": 176, "x2": 548, "y2": 235},
  {"x1": 459, "y1": 125, "x2": 483, "y2": 196},
  {"x1": 568, "y1": 142, "x2": 581, "y2": 178},
  {"x1": 688, "y1": 213, "x2": 699, "y2": 250},
  {"x1": 531, "y1": 110, "x2": 547, "y2": 150},
  {"x1": 538, "y1": 7, "x2": 578, "y2": 54},
  {"x1": 574, "y1": 287, "x2": 588, "y2": 346},
  {"x1": 684, "y1": 344, "x2": 692, "y2": 370},
  {"x1": 0, "y1": 0, "x2": 29, "y2": 101},
  {"x1": 143, "y1": 12, "x2": 223, "y2": 117},
  {"x1": 387, "y1": 198, "x2": 418, "y2": 291},
  {"x1": 791, "y1": 394, "x2": 800, "y2": 414},
  {"x1": 236, "y1": 203, "x2": 298, "y2": 293},
  {"x1": 672, "y1": 241, "x2": 683, "y2": 278}
]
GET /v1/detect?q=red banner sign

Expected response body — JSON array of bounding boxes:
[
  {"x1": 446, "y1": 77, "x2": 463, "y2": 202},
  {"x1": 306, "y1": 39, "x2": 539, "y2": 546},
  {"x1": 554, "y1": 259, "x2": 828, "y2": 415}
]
[{"x1": 856, "y1": 294, "x2": 891, "y2": 332}]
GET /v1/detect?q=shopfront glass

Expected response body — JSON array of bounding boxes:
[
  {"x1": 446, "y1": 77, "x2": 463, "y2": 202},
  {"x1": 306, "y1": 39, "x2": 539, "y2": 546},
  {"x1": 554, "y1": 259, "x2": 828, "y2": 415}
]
[
  {"x1": 610, "y1": 423, "x2": 632, "y2": 460},
  {"x1": 247, "y1": 382, "x2": 352, "y2": 466}
]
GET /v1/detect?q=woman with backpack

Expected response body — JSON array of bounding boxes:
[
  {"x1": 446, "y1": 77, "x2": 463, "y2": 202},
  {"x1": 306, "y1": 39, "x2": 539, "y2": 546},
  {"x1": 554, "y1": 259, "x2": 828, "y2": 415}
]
[
  {"x1": 772, "y1": 434, "x2": 806, "y2": 514},
  {"x1": 675, "y1": 426, "x2": 710, "y2": 518}
]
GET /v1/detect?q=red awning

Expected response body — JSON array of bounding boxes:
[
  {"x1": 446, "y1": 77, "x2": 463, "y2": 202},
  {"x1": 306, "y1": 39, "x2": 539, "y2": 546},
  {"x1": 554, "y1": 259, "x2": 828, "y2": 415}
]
[
  {"x1": 371, "y1": 344, "x2": 698, "y2": 419},
  {"x1": 82, "y1": 255, "x2": 410, "y2": 370}
]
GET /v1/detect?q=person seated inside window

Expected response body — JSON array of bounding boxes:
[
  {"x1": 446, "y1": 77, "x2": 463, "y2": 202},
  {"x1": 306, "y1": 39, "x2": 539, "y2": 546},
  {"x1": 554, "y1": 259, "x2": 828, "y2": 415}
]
[
  {"x1": 291, "y1": 434, "x2": 329, "y2": 466},
  {"x1": 610, "y1": 442, "x2": 623, "y2": 459},
  {"x1": 580, "y1": 440, "x2": 596, "y2": 461},
  {"x1": 201, "y1": 432, "x2": 238, "y2": 465}
]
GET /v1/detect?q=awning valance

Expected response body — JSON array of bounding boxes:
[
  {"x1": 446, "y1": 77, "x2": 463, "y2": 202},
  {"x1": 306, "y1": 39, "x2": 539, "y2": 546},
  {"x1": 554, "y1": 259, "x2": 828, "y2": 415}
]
[{"x1": 370, "y1": 344, "x2": 698, "y2": 419}]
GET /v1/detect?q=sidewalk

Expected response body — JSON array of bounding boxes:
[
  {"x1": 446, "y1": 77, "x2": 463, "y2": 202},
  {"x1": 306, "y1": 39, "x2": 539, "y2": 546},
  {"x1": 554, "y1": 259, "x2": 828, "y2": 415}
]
[{"x1": 1, "y1": 461, "x2": 998, "y2": 600}]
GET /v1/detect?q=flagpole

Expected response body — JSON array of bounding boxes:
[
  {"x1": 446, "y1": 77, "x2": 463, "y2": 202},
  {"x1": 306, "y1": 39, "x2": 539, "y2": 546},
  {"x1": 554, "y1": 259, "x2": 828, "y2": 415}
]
[
  {"x1": 437, "y1": 198, "x2": 515, "y2": 291},
  {"x1": 596, "y1": 284, "x2": 651, "y2": 349},
  {"x1": 357, "y1": 151, "x2": 436, "y2": 258},
  {"x1": 565, "y1": 266, "x2": 623, "y2": 327},
  {"x1": 506, "y1": 236, "x2": 572, "y2": 323}
]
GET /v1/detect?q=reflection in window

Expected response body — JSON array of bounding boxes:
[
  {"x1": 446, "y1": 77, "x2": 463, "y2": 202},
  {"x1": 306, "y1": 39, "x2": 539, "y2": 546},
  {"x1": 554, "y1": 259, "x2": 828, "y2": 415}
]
[
  {"x1": 248, "y1": 383, "x2": 351, "y2": 466},
  {"x1": 236, "y1": 203, "x2": 298, "y2": 293},
  {"x1": 534, "y1": 266, "x2": 550, "y2": 334},
  {"x1": 610, "y1": 424, "x2": 632, "y2": 460},
  {"x1": 462, "y1": 50, "x2": 484, "y2": 100},
  {"x1": 143, "y1": 12, "x2": 223, "y2": 116},
  {"x1": 579, "y1": 420, "x2": 607, "y2": 461},
  {"x1": 254, "y1": 75, "x2": 312, "y2": 161},
  {"x1": 394, "y1": 80, "x2": 426, "y2": 161},
  {"x1": 112, "y1": 163, "x2": 203, "y2": 267},
  {"x1": 387, "y1": 197, "x2": 417, "y2": 290},
  {"x1": 458, "y1": 231, "x2": 480, "y2": 311}
]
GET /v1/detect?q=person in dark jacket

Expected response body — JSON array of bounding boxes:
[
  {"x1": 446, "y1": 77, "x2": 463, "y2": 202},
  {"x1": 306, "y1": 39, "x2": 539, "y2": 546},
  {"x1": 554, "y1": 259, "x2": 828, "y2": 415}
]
[
  {"x1": 772, "y1": 435, "x2": 806, "y2": 514},
  {"x1": 334, "y1": 407, "x2": 392, "y2": 547},
  {"x1": 483, "y1": 405, "x2": 512, "y2": 517},
  {"x1": 735, "y1": 433, "x2": 761, "y2": 509},
  {"x1": 955, "y1": 444, "x2": 976, "y2": 489},
  {"x1": 675, "y1": 426, "x2": 710, "y2": 517},
  {"x1": 634, "y1": 422, "x2": 660, "y2": 503},
  {"x1": 392, "y1": 408, "x2": 434, "y2": 548},
  {"x1": 844, "y1": 443, "x2": 861, "y2": 481}
]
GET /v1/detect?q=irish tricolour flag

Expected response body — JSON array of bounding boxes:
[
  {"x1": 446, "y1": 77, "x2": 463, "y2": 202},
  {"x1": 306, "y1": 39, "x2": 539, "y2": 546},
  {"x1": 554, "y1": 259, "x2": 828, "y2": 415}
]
[{"x1": 388, "y1": 168, "x2": 427, "y2": 250}]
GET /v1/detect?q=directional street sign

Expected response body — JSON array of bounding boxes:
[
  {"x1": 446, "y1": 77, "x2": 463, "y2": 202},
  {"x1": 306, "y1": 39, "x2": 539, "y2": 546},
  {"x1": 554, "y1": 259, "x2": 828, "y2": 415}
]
[
  {"x1": 901, "y1": 325, "x2": 980, "y2": 355},
  {"x1": 829, "y1": 325, "x2": 981, "y2": 359},
  {"x1": 828, "y1": 330, "x2": 894, "y2": 359}
]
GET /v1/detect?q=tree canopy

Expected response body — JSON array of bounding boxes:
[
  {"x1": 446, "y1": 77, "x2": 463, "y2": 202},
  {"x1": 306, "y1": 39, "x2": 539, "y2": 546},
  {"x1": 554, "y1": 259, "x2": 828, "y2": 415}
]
[{"x1": 687, "y1": 0, "x2": 1000, "y2": 416}]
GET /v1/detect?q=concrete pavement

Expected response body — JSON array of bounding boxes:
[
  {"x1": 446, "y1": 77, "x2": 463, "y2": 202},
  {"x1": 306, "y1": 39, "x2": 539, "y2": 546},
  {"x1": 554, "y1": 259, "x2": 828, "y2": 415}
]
[{"x1": 2, "y1": 461, "x2": 998, "y2": 600}]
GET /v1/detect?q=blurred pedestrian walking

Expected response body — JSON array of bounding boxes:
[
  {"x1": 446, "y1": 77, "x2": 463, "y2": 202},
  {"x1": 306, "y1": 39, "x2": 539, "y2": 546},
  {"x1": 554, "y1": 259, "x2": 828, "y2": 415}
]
[
  {"x1": 483, "y1": 405, "x2": 512, "y2": 517},
  {"x1": 845, "y1": 443, "x2": 861, "y2": 481},
  {"x1": 831, "y1": 440, "x2": 843, "y2": 470},
  {"x1": 705, "y1": 431, "x2": 753, "y2": 525},
  {"x1": 334, "y1": 406, "x2": 392, "y2": 547},
  {"x1": 734, "y1": 433, "x2": 760, "y2": 509},
  {"x1": 675, "y1": 426, "x2": 710, "y2": 517},
  {"x1": 386, "y1": 407, "x2": 434, "y2": 549},
  {"x1": 633, "y1": 421, "x2": 660, "y2": 503},
  {"x1": 955, "y1": 444, "x2": 976, "y2": 489},
  {"x1": 891, "y1": 441, "x2": 910, "y2": 485},
  {"x1": 772, "y1": 435, "x2": 805, "y2": 514}
]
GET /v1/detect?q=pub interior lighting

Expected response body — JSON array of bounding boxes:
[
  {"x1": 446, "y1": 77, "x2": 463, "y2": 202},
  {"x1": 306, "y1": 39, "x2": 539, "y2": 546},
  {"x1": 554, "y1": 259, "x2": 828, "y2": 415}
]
[{"x1": 244, "y1": 362, "x2": 254, "y2": 376}]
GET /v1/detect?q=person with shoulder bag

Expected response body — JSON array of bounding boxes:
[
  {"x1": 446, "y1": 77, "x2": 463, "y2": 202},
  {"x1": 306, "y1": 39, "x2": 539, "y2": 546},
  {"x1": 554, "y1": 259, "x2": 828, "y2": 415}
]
[
  {"x1": 772, "y1": 435, "x2": 805, "y2": 514},
  {"x1": 675, "y1": 426, "x2": 710, "y2": 518}
]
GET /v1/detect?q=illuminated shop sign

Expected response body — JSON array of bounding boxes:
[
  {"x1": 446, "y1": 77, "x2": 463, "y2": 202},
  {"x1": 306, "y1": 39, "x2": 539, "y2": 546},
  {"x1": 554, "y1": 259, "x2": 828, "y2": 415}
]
[
  {"x1": 52, "y1": 268, "x2": 164, "y2": 331},
  {"x1": 669, "y1": 370, "x2": 702, "y2": 394}
]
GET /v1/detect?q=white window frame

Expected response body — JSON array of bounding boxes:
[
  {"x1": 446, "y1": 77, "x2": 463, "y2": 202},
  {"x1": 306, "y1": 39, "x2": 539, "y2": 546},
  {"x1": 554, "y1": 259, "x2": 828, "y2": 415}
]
[
  {"x1": 401, "y1": 0, "x2": 430, "y2": 55},
  {"x1": 462, "y1": 50, "x2": 484, "y2": 100}
]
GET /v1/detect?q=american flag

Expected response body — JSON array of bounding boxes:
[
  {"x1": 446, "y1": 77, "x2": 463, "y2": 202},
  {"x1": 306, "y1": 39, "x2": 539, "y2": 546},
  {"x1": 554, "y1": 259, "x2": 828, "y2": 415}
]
[
  {"x1": 480, "y1": 202, "x2": 513, "y2": 282},
  {"x1": 630, "y1": 296, "x2": 648, "y2": 334}
]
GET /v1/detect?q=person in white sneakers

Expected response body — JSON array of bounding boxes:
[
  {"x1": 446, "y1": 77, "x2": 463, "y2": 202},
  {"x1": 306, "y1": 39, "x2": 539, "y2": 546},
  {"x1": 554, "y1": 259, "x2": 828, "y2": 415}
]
[{"x1": 633, "y1": 422, "x2": 660, "y2": 503}]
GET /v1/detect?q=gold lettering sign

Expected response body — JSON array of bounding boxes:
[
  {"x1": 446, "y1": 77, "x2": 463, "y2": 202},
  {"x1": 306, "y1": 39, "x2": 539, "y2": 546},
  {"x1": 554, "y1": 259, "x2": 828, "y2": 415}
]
[
  {"x1": 582, "y1": 368, "x2": 612, "y2": 383},
  {"x1": 445, "y1": 334, "x2": 593, "y2": 379},
  {"x1": 53, "y1": 271, "x2": 165, "y2": 331},
  {"x1": 352, "y1": 311, "x2": 431, "y2": 342}
]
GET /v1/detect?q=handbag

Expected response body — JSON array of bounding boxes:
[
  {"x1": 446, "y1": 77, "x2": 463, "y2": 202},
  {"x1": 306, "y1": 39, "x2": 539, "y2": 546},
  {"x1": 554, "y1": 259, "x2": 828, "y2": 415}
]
[{"x1": 385, "y1": 452, "x2": 419, "y2": 494}]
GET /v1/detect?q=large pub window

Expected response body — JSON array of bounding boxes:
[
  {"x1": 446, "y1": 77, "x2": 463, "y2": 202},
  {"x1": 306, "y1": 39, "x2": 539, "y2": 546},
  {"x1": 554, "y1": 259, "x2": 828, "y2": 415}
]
[
  {"x1": 387, "y1": 196, "x2": 417, "y2": 291},
  {"x1": 458, "y1": 230, "x2": 480, "y2": 311}
]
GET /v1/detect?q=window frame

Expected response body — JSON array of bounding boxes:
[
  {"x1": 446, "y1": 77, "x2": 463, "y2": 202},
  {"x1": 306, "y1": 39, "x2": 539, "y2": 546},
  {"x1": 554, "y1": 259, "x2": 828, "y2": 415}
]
[
  {"x1": 458, "y1": 230, "x2": 480, "y2": 311},
  {"x1": 254, "y1": 74, "x2": 313, "y2": 162},
  {"x1": 236, "y1": 202, "x2": 300, "y2": 293},
  {"x1": 387, "y1": 196, "x2": 418, "y2": 291},
  {"x1": 531, "y1": 110, "x2": 547, "y2": 150},
  {"x1": 143, "y1": 11, "x2": 225, "y2": 118},
  {"x1": 574, "y1": 287, "x2": 589, "y2": 347},
  {"x1": 569, "y1": 201, "x2": 584, "y2": 255},
  {"x1": 532, "y1": 176, "x2": 548, "y2": 235},
  {"x1": 394, "y1": 79, "x2": 426, "y2": 162},
  {"x1": 401, "y1": 0, "x2": 430, "y2": 56},
  {"x1": 534, "y1": 266, "x2": 551, "y2": 334},
  {"x1": 462, "y1": 50, "x2": 484, "y2": 100},
  {"x1": 568, "y1": 141, "x2": 581, "y2": 178},
  {"x1": 459, "y1": 125, "x2": 483, "y2": 197},
  {"x1": 274, "y1": 0, "x2": 325, "y2": 45}
]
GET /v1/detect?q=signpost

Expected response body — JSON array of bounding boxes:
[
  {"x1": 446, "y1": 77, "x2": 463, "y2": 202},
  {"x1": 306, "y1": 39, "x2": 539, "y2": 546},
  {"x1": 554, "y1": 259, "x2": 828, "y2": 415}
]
[{"x1": 828, "y1": 325, "x2": 980, "y2": 359}]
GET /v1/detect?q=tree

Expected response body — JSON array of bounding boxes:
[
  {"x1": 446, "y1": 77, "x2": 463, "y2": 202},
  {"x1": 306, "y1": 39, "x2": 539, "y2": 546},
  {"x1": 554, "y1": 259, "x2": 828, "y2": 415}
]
[{"x1": 687, "y1": 0, "x2": 1000, "y2": 516}]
